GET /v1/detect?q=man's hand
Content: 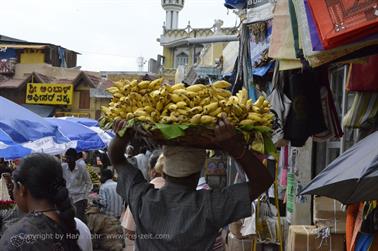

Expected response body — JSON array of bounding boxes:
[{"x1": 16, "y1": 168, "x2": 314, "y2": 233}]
[
  {"x1": 108, "y1": 120, "x2": 133, "y2": 167},
  {"x1": 213, "y1": 116, "x2": 245, "y2": 155}
]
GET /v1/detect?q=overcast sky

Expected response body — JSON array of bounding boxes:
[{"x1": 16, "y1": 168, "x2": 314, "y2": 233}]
[{"x1": 2, "y1": 0, "x2": 238, "y2": 71}]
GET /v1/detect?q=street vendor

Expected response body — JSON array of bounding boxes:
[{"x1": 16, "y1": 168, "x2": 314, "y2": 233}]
[{"x1": 109, "y1": 117, "x2": 273, "y2": 251}]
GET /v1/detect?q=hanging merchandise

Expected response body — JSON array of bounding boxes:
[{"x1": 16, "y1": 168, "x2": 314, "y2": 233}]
[
  {"x1": 313, "y1": 68, "x2": 343, "y2": 142},
  {"x1": 283, "y1": 69, "x2": 327, "y2": 147},
  {"x1": 246, "y1": 0, "x2": 276, "y2": 23},
  {"x1": 343, "y1": 93, "x2": 378, "y2": 129},
  {"x1": 347, "y1": 54, "x2": 378, "y2": 92},
  {"x1": 268, "y1": 0, "x2": 302, "y2": 70},
  {"x1": 224, "y1": 0, "x2": 247, "y2": 9},
  {"x1": 279, "y1": 145, "x2": 289, "y2": 187},
  {"x1": 307, "y1": 0, "x2": 378, "y2": 50},
  {"x1": 249, "y1": 20, "x2": 273, "y2": 69},
  {"x1": 292, "y1": 0, "x2": 378, "y2": 68},
  {"x1": 268, "y1": 62, "x2": 291, "y2": 147},
  {"x1": 235, "y1": 24, "x2": 257, "y2": 101}
]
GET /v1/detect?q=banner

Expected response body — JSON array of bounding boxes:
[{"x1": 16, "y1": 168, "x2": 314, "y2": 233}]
[{"x1": 26, "y1": 83, "x2": 73, "y2": 105}]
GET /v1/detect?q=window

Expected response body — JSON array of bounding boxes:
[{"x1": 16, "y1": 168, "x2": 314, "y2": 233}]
[
  {"x1": 79, "y1": 90, "x2": 90, "y2": 109},
  {"x1": 176, "y1": 52, "x2": 188, "y2": 67}
]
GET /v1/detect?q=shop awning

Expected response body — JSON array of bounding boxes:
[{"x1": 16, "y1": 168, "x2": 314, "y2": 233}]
[
  {"x1": 22, "y1": 104, "x2": 56, "y2": 117},
  {"x1": 0, "y1": 44, "x2": 48, "y2": 49}
]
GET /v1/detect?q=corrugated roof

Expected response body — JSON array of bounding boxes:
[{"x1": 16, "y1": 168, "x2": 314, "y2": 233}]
[
  {"x1": 0, "y1": 78, "x2": 27, "y2": 88},
  {"x1": 0, "y1": 44, "x2": 48, "y2": 49}
]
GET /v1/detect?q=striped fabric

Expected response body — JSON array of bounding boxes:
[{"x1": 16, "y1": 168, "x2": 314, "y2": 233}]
[
  {"x1": 343, "y1": 93, "x2": 378, "y2": 128},
  {"x1": 99, "y1": 179, "x2": 124, "y2": 218}
]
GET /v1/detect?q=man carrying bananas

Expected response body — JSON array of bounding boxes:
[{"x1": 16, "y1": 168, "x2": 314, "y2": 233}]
[{"x1": 109, "y1": 117, "x2": 273, "y2": 251}]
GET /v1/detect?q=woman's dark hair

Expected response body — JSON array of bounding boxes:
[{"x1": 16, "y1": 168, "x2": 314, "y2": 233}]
[{"x1": 13, "y1": 153, "x2": 81, "y2": 250}]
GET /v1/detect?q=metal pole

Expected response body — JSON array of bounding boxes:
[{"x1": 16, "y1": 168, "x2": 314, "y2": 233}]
[{"x1": 340, "y1": 64, "x2": 349, "y2": 154}]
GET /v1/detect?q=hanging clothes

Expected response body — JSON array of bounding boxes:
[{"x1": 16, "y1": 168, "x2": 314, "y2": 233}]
[{"x1": 283, "y1": 69, "x2": 326, "y2": 147}]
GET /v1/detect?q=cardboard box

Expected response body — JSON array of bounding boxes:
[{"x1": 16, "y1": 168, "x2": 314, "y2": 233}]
[
  {"x1": 287, "y1": 225, "x2": 345, "y2": 251},
  {"x1": 313, "y1": 196, "x2": 346, "y2": 234},
  {"x1": 226, "y1": 233, "x2": 255, "y2": 251}
]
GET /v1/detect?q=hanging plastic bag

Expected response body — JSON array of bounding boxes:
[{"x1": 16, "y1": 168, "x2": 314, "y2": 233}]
[{"x1": 267, "y1": 62, "x2": 291, "y2": 147}]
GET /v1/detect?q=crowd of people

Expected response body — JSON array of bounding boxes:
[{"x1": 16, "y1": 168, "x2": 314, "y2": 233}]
[{"x1": 0, "y1": 118, "x2": 273, "y2": 251}]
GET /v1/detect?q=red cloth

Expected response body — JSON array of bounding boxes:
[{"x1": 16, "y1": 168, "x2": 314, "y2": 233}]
[
  {"x1": 308, "y1": 0, "x2": 378, "y2": 49},
  {"x1": 348, "y1": 54, "x2": 378, "y2": 92}
]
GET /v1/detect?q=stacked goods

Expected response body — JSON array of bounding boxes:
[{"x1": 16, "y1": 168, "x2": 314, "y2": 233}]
[
  {"x1": 100, "y1": 79, "x2": 274, "y2": 153},
  {"x1": 287, "y1": 225, "x2": 345, "y2": 251},
  {"x1": 313, "y1": 196, "x2": 346, "y2": 234}
]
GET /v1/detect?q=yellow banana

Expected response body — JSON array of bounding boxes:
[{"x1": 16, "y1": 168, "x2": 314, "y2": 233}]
[
  {"x1": 149, "y1": 78, "x2": 163, "y2": 89},
  {"x1": 176, "y1": 101, "x2": 187, "y2": 109},
  {"x1": 114, "y1": 81, "x2": 124, "y2": 89},
  {"x1": 186, "y1": 84, "x2": 206, "y2": 92},
  {"x1": 200, "y1": 97, "x2": 211, "y2": 106},
  {"x1": 184, "y1": 91, "x2": 197, "y2": 98},
  {"x1": 247, "y1": 113, "x2": 263, "y2": 122},
  {"x1": 212, "y1": 80, "x2": 231, "y2": 89},
  {"x1": 107, "y1": 87, "x2": 120, "y2": 94},
  {"x1": 203, "y1": 102, "x2": 218, "y2": 114},
  {"x1": 263, "y1": 100, "x2": 270, "y2": 108},
  {"x1": 190, "y1": 114, "x2": 202, "y2": 125},
  {"x1": 171, "y1": 83, "x2": 185, "y2": 91},
  {"x1": 144, "y1": 106, "x2": 154, "y2": 113},
  {"x1": 170, "y1": 93, "x2": 183, "y2": 103},
  {"x1": 239, "y1": 119, "x2": 254, "y2": 126},
  {"x1": 167, "y1": 104, "x2": 177, "y2": 110},
  {"x1": 134, "y1": 110, "x2": 147, "y2": 117},
  {"x1": 254, "y1": 96, "x2": 265, "y2": 107},
  {"x1": 176, "y1": 109, "x2": 188, "y2": 116},
  {"x1": 138, "y1": 80, "x2": 150, "y2": 89},
  {"x1": 189, "y1": 106, "x2": 203, "y2": 114},
  {"x1": 200, "y1": 115, "x2": 217, "y2": 125},
  {"x1": 113, "y1": 92, "x2": 123, "y2": 98},
  {"x1": 156, "y1": 101, "x2": 164, "y2": 111},
  {"x1": 126, "y1": 113, "x2": 134, "y2": 120},
  {"x1": 209, "y1": 107, "x2": 223, "y2": 117}
]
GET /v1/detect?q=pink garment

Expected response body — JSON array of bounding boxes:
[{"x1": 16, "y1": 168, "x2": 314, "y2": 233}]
[{"x1": 121, "y1": 177, "x2": 165, "y2": 231}]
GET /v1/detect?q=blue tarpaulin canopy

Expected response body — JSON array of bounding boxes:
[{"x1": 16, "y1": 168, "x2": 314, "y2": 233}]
[
  {"x1": 0, "y1": 97, "x2": 68, "y2": 144},
  {"x1": 46, "y1": 118, "x2": 106, "y2": 152},
  {"x1": 0, "y1": 128, "x2": 31, "y2": 160}
]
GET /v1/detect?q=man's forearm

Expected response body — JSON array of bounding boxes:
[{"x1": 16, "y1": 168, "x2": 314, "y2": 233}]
[
  {"x1": 227, "y1": 144, "x2": 274, "y2": 201},
  {"x1": 108, "y1": 136, "x2": 128, "y2": 166}
]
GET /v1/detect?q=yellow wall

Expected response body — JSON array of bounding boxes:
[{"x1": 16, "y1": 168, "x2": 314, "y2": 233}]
[
  {"x1": 20, "y1": 50, "x2": 45, "y2": 64},
  {"x1": 91, "y1": 98, "x2": 111, "y2": 119},
  {"x1": 163, "y1": 47, "x2": 174, "y2": 68}
]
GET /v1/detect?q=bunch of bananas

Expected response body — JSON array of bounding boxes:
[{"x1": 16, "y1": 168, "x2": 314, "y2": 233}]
[
  {"x1": 86, "y1": 165, "x2": 101, "y2": 185},
  {"x1": 101, "y1": 79, "x2": 273, "y2": 129}
]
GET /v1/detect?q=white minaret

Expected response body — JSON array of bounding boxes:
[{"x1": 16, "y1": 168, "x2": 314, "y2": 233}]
[{"x1": 162, "y1": 0, "x2": 184, "y2": 30}]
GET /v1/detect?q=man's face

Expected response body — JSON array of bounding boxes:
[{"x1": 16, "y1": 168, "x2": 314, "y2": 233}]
[{"x1": 65, "y1": 154, "x2": 76, "y2": 168}]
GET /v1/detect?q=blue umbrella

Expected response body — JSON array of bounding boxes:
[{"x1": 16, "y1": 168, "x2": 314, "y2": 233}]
[
  {"x1": 62, "y1": 117, "x2": 99, "y2": 127},
  {"x1": 46, "y1": 118, "x2": 106, "y2": 152},
  {"x1": 56, "y1": 117, "x2": 113, "y2": 145},
  {"x1": 0, "y1": 97, "x2": 68, "y2": 144},
  {"x1": 0, "y1": 128, "x2": 32, "y2": 160}
]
